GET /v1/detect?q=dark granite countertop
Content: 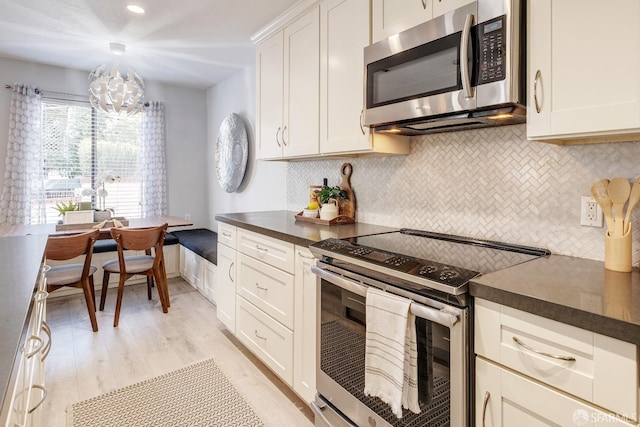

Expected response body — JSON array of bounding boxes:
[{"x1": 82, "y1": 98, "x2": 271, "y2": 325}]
[
  {"x1": 470, "y1": 254, "x2": 640, "y2": 345},
  {"x1": 215, "y1": 210, "x2": 399, "y2": 246},
  {"x1": 0, "y1": 234, "x2": 49, "y2": 419}
]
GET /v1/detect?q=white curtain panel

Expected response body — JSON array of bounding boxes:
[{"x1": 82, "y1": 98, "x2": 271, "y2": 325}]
[
  {"x1": 140, "y1": 101, "x2": 168, "y2": 217},
  {"x1": 0, "y1": 84, "x2": 43, "y2": 225}
]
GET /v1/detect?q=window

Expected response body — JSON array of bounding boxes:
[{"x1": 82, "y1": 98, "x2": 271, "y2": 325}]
[{"x1": 37, "y1": 99, "x2": 143, "y2": 224}]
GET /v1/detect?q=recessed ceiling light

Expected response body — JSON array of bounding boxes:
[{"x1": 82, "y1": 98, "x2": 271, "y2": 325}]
[{"x1": 127, "y1": 4, "x2": 145, "y2": 14}]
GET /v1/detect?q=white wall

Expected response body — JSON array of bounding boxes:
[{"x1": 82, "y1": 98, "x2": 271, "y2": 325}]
[
  {"x1": 0, "y1": 57, "x2": 209, "y2": 227},
  {"x1": 205, "y1": 65, "x2": 287, "y2": 230}
]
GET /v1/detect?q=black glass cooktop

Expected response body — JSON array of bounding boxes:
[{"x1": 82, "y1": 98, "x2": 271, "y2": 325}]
[{"x1": 310, "y1": 229, "x2": 550, "y2": 294}]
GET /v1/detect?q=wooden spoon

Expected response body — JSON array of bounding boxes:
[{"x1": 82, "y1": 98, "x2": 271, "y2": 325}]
[
  {"x1": 623, "y1": 177, "x2": 640, "y2": 234},
  {"x1": 591, "y1": 179, "x2": 614, "y2": 231},
  {"x1": 608, "y1": 178, "x2": 631, "y2": 237}
]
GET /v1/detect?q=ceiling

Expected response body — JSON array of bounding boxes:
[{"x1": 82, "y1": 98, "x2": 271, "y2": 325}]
[{"x1": 0, "y1": 0, "x2": 299, "y2": 89}]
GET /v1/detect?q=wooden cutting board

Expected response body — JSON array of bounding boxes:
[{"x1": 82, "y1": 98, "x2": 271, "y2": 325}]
[{"x1": 338, "y1": 163, "x2": 356, "y2": 219}]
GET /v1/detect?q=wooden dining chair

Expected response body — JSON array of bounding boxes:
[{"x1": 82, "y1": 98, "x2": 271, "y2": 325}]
[
  {"x1": 45, "y1": 229, "x2": 101, "y2": 332},
  {"x1": 99, "y1": 223, "x2": 170, "y2": 327}
]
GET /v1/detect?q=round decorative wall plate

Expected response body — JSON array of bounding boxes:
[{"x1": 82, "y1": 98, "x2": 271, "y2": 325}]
[{"x1": 215, "y1": 113, "x2": 248, "y2": 193}]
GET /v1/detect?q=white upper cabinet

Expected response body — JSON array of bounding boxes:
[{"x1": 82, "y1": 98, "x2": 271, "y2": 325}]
[
  {"x1": 256, "y1": 7, "x2": 320, "y2": 159},
  {"x1": 320, "y1": 0, "x2": 410, "y2": 155},
  {"x1": 527, "y1": 0, "x2": 640, "y2": 144},
  {"x1": 254, "y1": 0, "x2": 409, "y2": 160},
  {"x1": 372, "y1": 0, "x2": 473, "y2": 43},
  {"x1": 372, "y1": 0, "x2": 432, "y2": 43}
]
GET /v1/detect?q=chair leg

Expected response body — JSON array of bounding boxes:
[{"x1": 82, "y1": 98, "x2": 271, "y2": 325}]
[
  {"x1": 153, "y1": 267, "x2": 169, "y2": 313},
  {"x1": 81, "y1": 278, "x2": 99, "y2": 332},
  {"x1": 99, "y1": 271, "x2": 110, "y2": 311},
  {"x1": 160, "y1": 258, "x2": 170, "y2": 308},
  {"x1": 146, "y1": 276, "x2": 153, "y2": 300},
  {"x1": 113, "y1": 275, "x2": 127, "y2": 327},
  {"x1": 89, "y1": 275, "x2": 96, "y2": 311}
]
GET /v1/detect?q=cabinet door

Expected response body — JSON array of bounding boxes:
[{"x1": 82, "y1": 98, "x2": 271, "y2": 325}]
[
  {"x1": 320, "y1": 0, "x2": 371, "y2": 153},
  {"x1": 432, "y1": 0, "x2": 474, "y2": 18},
  {"x1": 293, "y1": 246, "x2": 317, "y2": 405},
  {"x1": 283, "y1": 7, "x2": 320, "y2": 157},
  {"x1": 256, "y1": 31, "x2": 284, "y2": 160},
  {"x1": 216, "y1": 243, "x2": 236, "y2": 333},
  {"x1": 476, "y1": 357, "x2": 636, "y2": 426},
  {"x1": 527, "y1": 0, "x2": 640, "y2": 142},
  {"x1": 372, "y1": 0, "x2": 432, "y2": 43}
]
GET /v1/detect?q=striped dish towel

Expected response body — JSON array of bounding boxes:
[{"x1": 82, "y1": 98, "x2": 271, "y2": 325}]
[{"x1": 364, "y1": 287, "x2": 420, "y2": 418}]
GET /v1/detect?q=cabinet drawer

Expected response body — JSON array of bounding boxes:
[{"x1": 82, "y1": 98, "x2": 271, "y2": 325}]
[
  {"x1": 236, "y1": 296, "x2": 293, "y2": 386},
  {"x1": 217, "y1": 223, "x2": 237, "y2": 249},
  {"x1": 476, "y1": 357, "x2": 636, "y2": 427},
  {"x1": 237, "y1": 253, "x2": 294, "y2": 329},
  {"x1": 237, "y1": 229, "x2": 294, "y2": 273},
  {"x1": 475, "y1": 299, "x2": 638, "y2": 420}
]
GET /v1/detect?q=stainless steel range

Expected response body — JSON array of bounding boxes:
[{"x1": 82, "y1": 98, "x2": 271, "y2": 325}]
[{"x1": 309, "y1": 229, "x2": 549, "y2": 427}]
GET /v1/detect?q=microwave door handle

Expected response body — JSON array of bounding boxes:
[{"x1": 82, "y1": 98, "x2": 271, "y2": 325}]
[
  {"x1": 311, "y1": 265, "x2": 459, "y2": 327},
  {"x1": 460, "y1": 13, "x2": 475, "y2": 99}
]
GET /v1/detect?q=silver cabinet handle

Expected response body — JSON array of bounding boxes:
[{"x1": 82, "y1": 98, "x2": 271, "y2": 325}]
[
  {"x1": 297, "y1": 251, "x2": 315, "y2": 260},
  {"x1": 482, "y1": 391, "x2": 490, "y2": 427},
  {"x1": 460, "y1": 13, "x2": 475, "y2": 99},
  {"x1": 255, "y1": 282, "x2": 268, "y2": 291},
  {"x1": 254, "y1": 329, "x2": 267, "y2": 340},
  {"x1": 228, "y1": 262, "x2": 234, "y2": 282},
  {"x1": 275, "y1": 126, "x2": 282, "y2": 147},
  {"x1": 28, "y1": 384, "x2": 47, "y2": 414},
  {"x1": 40, "y1": 321, "x2": 52, "y2": 362},
  {"x1": 255, "y1": 245, "x2": 269, "y2": 252},
  {"x1": 533, "y1": 69, "x2": 542, "y2": 113},
  {"x1": 222, "y1": 231, "x2": 231, "y2": 238},
  {"x1": 421, "y1": 0, "x2": 427, "y2": 9},
  {"x1": 359, "y1": 109, "x2": 365, "y2": 135},
  {"x1": 512, "y1": 336, "x2": 576, "y2": 362},
  {"x1": 282, "y1": 125, "x2": 287, "y2": 146}
]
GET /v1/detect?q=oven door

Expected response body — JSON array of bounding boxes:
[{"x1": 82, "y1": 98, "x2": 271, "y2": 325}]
[
  {"x1": 364, "y1": 1, "x2": 478, "y2": 127},
  {"x1": 312, "y1": 263, "x2": 469, "y2": 427}
]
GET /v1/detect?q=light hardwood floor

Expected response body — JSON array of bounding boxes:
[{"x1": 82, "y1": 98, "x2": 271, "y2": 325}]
[{"x1": 42, "y1": 278, "x2": 315, "y2": 426}]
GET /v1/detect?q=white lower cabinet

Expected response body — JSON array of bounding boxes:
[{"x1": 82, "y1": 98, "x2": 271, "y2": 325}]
[
  {"x1": 236, "y1": 296, "x2": 294, "y2": 385},
  {"x1": 475, "y1": 298, "x2": 639, "y2": 425},
  {"x1": 476, "y1": 358, "x2": 636, "y2": 427},
  {"x1": 180, "y1": 245, "x2": 217, "y2": 304},
  {"x1": 216, "y1": 224, "x2": 318, "y2": 406},
  {"x1": 293, "y1": 245, "x2": 317, "y2": 404},
  {"x1": 216, "y1": 241, "x2": 236, "y2": 333}
]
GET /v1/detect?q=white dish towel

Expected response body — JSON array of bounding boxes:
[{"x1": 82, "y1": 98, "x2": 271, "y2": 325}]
[{"x1": 364, "y1": 287, "x2": 420, "y2": 418}]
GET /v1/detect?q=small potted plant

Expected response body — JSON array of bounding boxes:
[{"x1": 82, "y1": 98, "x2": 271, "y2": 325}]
[
  {"x1": 317, "y1": 186, "x2": 348, "y2": 220},
  {"x1": 52, "y1": 201, "x2": 79, "y2": 224}
]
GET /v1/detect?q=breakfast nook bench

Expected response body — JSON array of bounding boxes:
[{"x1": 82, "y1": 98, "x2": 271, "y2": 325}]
[{"x1": 170, "y1": 228, "x2": 218, "y2": 303}]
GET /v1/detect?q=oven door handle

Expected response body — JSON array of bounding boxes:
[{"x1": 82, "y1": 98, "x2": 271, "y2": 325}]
[{"x1": 311, "y1": 265, "x2": 459, "y2": 327}]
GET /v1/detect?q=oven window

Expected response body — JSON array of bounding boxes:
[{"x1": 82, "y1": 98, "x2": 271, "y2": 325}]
[
  {"x1": 320, "y1": 280, "x2": 451, "y2": 426},
  {"x1": 366, "y1": 31, "x2": 465, "y2": 109}
]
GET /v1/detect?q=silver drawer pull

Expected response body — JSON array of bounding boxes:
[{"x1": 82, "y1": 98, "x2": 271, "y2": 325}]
[
  {"x1": 222, "y1": 231, "x2": 231, "y2": 238},
  {"x1": 255, "y1": 245, "x2": 269, "y2": 252},
  {"x1": 512, "y1": 336, "x2": 576, "y2": 362},
  {"x1": 297, "y1": 251, "x2": 315, "y2": 260},
  {"x1": 254, "y1": 330, "x2": 267, "y2": 340},
  {"x1": 482, "y1": 391, "x2": 490, "y2": 427},
  {"x1": 255, "y1": 283, "x2": 268, "y2": 291}
]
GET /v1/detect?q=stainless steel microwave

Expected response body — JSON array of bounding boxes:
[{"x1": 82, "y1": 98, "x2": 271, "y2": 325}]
[{"x1": 364, "y1": 0, "x2": 525, "y2": 135}]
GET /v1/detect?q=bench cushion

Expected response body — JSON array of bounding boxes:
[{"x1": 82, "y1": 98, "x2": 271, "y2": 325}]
[
  {"x1": 93, "y1": 232, "x2": 179, "y2": 254},
  {"x1": 171, "y1": 228, "x2": 218, "y2": 265}
]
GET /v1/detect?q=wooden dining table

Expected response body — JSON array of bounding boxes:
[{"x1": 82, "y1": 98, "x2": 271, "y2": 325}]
[{"x1": 0, "y1": 215, "x2": 194, "y2": 239}]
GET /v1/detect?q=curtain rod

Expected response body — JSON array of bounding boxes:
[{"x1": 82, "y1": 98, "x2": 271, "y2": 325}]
[{"x1": 5, "y1": 84, "x2": 86, "y2": 99}]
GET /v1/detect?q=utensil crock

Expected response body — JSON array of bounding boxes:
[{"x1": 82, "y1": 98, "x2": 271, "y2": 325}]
[{"x1": 605, "y1": 228, "x2": 632, "y2": 272}]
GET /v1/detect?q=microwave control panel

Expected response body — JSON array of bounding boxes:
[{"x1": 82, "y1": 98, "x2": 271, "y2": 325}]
[{"x1": 478, "y1": 15, "x2": 506, "y2": 85}]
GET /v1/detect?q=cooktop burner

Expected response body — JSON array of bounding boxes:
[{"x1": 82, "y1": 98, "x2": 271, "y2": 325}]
[{"x1": 310, "y1": 229, "x2": 549, "y2": 298}]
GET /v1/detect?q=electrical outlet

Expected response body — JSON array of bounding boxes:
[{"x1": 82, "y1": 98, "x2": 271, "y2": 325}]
[
  {"x1": 184, "y1": 213, "x2": 191, "y2": 221},
  {"x1": 580, "y1": 196, "x2": 603, "y2": 227}
]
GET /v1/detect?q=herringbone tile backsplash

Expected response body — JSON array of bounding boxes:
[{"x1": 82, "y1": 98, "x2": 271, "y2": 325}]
[{"x1": 286, "y1": 124, "x2": 640, "y2": 262}]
